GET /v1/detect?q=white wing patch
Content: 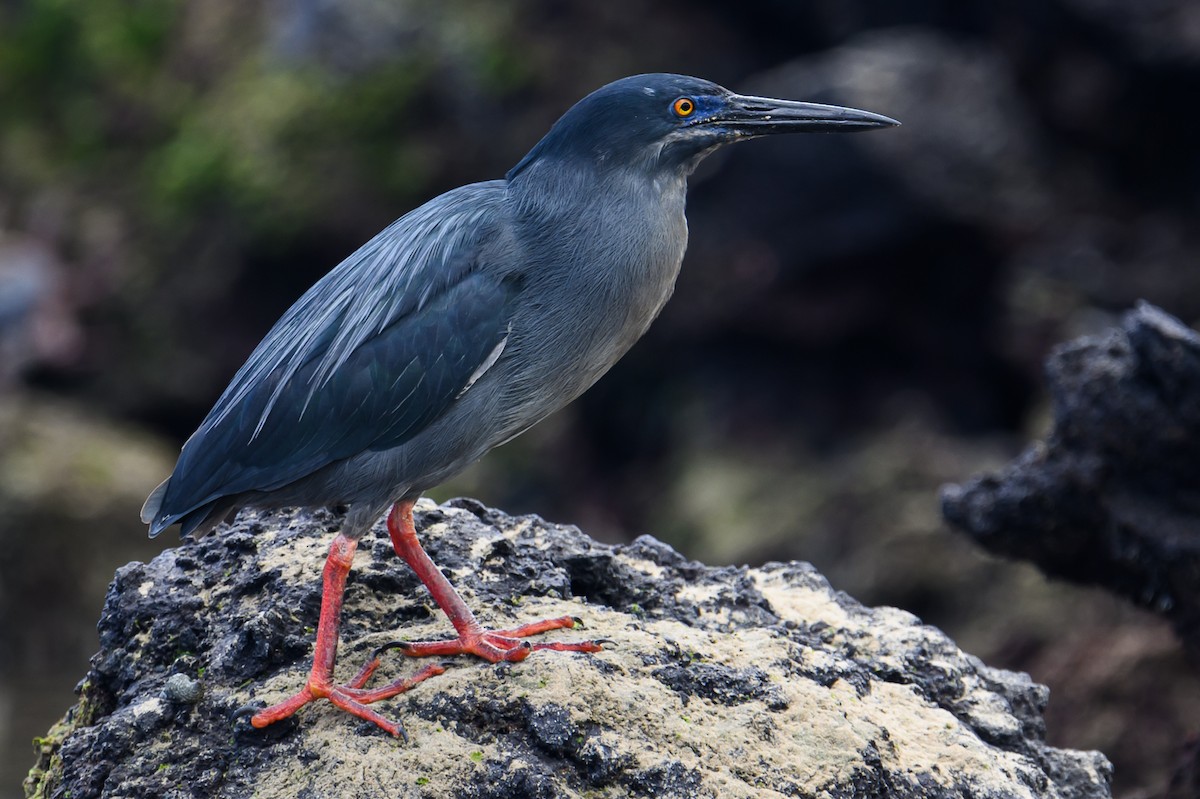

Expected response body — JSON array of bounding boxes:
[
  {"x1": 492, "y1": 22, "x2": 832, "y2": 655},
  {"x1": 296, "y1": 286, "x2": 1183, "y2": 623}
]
[{"x1": 458, "y1": 324, "x2": 510, "y2": 398}]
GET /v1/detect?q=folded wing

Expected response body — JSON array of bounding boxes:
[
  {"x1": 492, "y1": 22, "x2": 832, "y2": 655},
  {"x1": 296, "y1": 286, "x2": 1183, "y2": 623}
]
[{"x1": 146, "y1": 182, "x2": 518, "y2": 536}]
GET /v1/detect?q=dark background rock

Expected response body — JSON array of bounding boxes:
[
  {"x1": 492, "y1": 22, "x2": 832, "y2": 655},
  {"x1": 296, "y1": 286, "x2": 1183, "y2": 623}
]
[
  {"x1": 26, "y1": 502, "x2": 1110, "y2": 799},
  {"x1": 942, "y1": 303, "x2": 1200, "y2": 653}
]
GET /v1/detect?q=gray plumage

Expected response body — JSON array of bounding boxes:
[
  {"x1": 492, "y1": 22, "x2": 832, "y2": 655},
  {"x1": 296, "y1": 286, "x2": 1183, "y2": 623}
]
[{"x1": 143, "y1": 74, "x2": 897, "y2": 541}]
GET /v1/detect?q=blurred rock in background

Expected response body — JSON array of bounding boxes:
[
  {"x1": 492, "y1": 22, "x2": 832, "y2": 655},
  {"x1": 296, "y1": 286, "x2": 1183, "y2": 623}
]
[
  {"x1": 944, "y1": 303, "x2": 1200, "y2": 655},
  {"x1": 2, "y1": 0, "x2": 1199, "y2": 795}
]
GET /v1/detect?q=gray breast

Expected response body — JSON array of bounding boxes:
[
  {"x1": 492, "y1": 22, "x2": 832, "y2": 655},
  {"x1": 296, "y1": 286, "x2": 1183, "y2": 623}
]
[{"x1": 498, "y1": 170, "x2": 688, "y2": 423}]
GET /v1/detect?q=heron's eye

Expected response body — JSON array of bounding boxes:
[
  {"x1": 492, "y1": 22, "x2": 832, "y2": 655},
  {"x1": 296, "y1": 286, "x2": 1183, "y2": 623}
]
[{"x1": 672, "y1": 97, "x2": 696, "y2": 118}]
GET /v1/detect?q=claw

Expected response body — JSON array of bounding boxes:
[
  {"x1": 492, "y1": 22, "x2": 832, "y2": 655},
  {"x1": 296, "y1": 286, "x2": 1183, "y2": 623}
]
[
  {"x1": 373, "y1": 640, "x2": 415, "y2": 658},
  {"x1": 233, "y1": 701, "x2": 265, "y2": 719}
]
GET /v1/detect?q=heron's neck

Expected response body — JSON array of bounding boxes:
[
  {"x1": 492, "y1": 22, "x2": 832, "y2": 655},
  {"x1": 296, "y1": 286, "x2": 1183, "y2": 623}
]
[
  {"x1": 505, "y1": 156, "x2": 689, "y2": 329},
  {"x1": 502, "y1": 155, "x2": 690, "y2": 393},
  {"x1": 506, "y1": 157, "x2": 688, "y2": 221}
]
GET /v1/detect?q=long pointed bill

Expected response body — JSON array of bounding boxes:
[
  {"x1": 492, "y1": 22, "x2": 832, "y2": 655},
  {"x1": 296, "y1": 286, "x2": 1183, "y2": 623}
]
[{"x1": 717, "y1": 94, "x2": 900, "y2": 135}]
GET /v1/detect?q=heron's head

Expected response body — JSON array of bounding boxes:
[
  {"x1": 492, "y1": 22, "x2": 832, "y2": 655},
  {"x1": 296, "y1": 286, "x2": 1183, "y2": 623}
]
[{"x1": 508, "y1": 73, "x2": 898, "y2": 181}]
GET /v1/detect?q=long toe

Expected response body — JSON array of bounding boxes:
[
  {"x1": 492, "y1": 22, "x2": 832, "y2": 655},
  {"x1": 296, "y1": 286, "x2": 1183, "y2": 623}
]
[
  {"x1": 495, "y1": 614, "x2": 584, "y2": 638},
  {"x1": 250, "y1": 660, "x2": 443, "y2": 737},
  {"x1": 250, "y1": 685, "x2": 318, "y2": 730},
  {"x1": 389, "y1": 633, "x2": 530, "y2": 662},
  {"x1": 497, "y1": 614, "x2": 604, "y2": 656},
  {"x1": 326, "y1": 690, "x2": 409, "y2": 739},
  {"x1": 393, "y1": 616, "x2": 605, "y2": 663},
  {"x1": 338, "y1": 662, "x2": 446, "y2": 705}
]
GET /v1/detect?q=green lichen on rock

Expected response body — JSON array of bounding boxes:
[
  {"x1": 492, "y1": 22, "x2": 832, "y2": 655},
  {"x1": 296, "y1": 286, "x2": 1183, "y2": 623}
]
[{"x1": 24, "y1": 676, "x2": 107, "y2": 799}]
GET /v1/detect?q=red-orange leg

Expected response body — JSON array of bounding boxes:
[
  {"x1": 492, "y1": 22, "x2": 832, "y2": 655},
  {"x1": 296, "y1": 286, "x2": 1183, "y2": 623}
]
[
  {"x1": 250, "y1": 532, "x2": 444, "y2": 738},
  {"x1": 384, "y1": 500, "x2": 604, "y2": 662}
]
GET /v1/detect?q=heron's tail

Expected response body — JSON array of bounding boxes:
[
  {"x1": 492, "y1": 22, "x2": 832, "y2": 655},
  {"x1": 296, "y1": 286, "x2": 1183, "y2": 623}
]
[
  {"x1": 142, "y1": 478, "x2": 226, "y2": 538},
  {"x1": 141, "y1": 478, "x2": 169, "y2": 527}
]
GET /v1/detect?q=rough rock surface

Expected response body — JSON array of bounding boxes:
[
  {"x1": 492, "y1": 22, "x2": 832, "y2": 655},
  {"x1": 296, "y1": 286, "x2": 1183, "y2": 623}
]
[
  {"x1": 942, "y1": 302, "x2": 1200, "y2": 651},
  {"x1": 27, "y1": 499, "x2": 1110, "y2": 799}
]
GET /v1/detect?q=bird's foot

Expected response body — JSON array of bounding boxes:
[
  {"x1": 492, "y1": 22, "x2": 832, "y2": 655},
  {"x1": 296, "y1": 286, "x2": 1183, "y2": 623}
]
[
  {"x1": 250, "y1": 650, "x2": 445, "y2": 738},
  {"x1": 380, "y1": 614, "x2": 605, "y2": 662}
]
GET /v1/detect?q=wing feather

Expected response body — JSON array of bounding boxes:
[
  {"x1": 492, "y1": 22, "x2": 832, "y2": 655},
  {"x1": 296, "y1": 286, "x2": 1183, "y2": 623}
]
[{"x1": 149, "y1": 181, "x2": 517, "y2": 534}]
